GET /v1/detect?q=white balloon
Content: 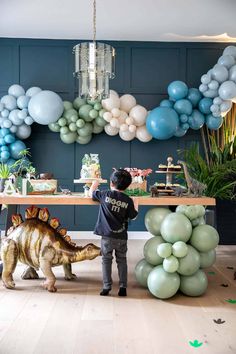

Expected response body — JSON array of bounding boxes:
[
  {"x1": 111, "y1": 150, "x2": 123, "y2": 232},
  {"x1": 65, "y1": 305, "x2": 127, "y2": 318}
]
[
  {"x1": 119, "y1": 129, "x2": 136, "y2": 141},
  {"x1": 229, "y1": 65, "x2": 236, "y2": 82},
  {"x1": 26, "y1": 87, "x2": 42, "y2": 97},
  {"x1": 213, "y1": 97, "x2": 223, "y2": 105},
  {"x1": 223, "y1": 46, "x2": 236, "y2": 59},
  {"x1": 24, "y1": 116, "x2": 34, "y2": 125},
  {"x1": 18, "y1": 110, "x2": 27, "y2": 120},
  {"x1": 120, "y1": 94, "x2": 137, "y2": 113},
  {"x1": 9, "y1": 109, "x2": 23, "y2": 125},
  {"x1": 212, "y1": 64, "x2": 229, "y2": 83},
  {"x1": 207, "y1": 69, "x2": 213, "y2": 77},
  {"x1": 0, "y1": 103, "x2": 4, "y2": 112},
  {"x1": 3, "y1": 119, "x2": 12, "y2": 128},
  {"x1": 201, "y1": 74, "x2": 211, "y2": 85},
  {"x1": 129, "y1": 124, "x2": 137, "y2": 133},
  {"x1": 219, "y1": 80, "x2": 236, "y2": 100},
  {"x1": 8, "y1": 84, "x2": 25, "y2": 98},
  {"x1": 104, "y1": 124, "x2": 119, "y2": 136},
  {"x1": 218, "y1": 55, "x2": 235, "y2": 69},
  {"x1": 10, "y1": 125, "x2": 17, "y2": 133},
  {"x1": 199, "y1": 84, "x2": 208, "y2": 93},
  {"x1": 1, "y1": 95, "x2": 17, "y2": 110},
  {"x1": 111, "y1": 108, "x2": 121, "y2": 118},
  {"x1": 135, "y1": 125, "x2": 153, "y2": 142},
  {"x1": 110, "y1": 118, "x2": 119, "y2": 128},
  {"x1": 129, "y1": 105, "x2": 147, "y2": 127},
  {"x1": 119, "y1": 110, "x2": 128, "y2": 120},
  {"x1": 109, "y1": 90, "x2": 119, "y2": 97},
  {"x1": 16, "y1": 124, "x2": 32, "y2": 139},
  {"x1": 118, "y1": 114, "x2": 126, "y2": 124},
  {"x1": 103, "y1": 111, "x2": 113, "y2": 122},
  {"x1": 220, "y1": 100, "x2": 232, "y2": 113},
  {"x1": 126, "y1": 117, "x2": 134, "y2": 125},
  {"x1": 102, "y1": 95, "x2": 120, "y2": 111},
  {"x1": 208, "y1": 80, "x2": 219, "y2": 90},
  {"x1": 120, "y1": 123, "x2": 129, "y2": 132}
]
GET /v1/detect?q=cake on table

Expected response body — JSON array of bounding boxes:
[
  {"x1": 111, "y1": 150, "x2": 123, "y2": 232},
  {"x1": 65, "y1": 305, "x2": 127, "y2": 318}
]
[
  {"x1": 80, "y1": 154, "x2": 102, "y2": 179},
  {"x1": 124, "y1": 168, "x2": 152, "y2": 192}
]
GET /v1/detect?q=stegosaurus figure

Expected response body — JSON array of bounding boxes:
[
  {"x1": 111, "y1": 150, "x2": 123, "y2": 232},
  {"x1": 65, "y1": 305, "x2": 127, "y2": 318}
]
[{"x1": 0, "y1": 206, "x2": 101, "y2": 292}]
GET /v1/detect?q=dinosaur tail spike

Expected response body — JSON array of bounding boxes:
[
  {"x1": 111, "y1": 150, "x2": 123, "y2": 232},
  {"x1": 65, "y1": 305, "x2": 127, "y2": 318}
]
[
  {"x1": 11, "y1": 214, "x2": 23, "y2": 227},
  {"x1": 25, "y1": 205, "x2": 39, "y2": 219},
  {"x1": 49, "y1": 217, "x2": 60, "y2": 230},
  {"x1": 38, "y1": 208, "x2": 50, "y2": 222}
]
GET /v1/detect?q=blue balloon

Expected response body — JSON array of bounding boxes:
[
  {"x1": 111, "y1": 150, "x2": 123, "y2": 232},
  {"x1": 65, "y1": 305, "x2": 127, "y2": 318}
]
[
  {"x1": 187, "y1": 88, "x2": 202, "y2": 107},
  {"x1": 168, "y1": 81, "x2": 188, "y2": 100},
  {"x1": 180, "y1": 114, "x2": 189, "y2": 123},
  {"x1": 182, "y1": 123, "x2": 190, "y2": 130},
  {"x1": 1, "y1": 145, "x2": 9, "y2": 151},
  {"x1": 174, "y1": 99, "x2": 193, "y2": 115},
  {"x1": 0, "y1": 128, "x2": 10, "y2": 138},
  {"x1": 146, "y1": 107, "x2": 179, "y2": 140},
  {"x1": 1, "y1": 150, "x2": 10, "y2": 162},
  {"x1": 9, "y1": 140, "x2": 26, "y2": 159},
  {"x1": 188, "y1": 110, "x2": 205, "y2": 130},
  {"x1": 6, "y1": 158, "x2": 17, "y2": 171},
  {"x1": 206, "y1": 114, "x2": 223, "y2": 130},
  {"x1": 0, "y1": 138, "x2": 5, "y2": 146},
  {"x1": 159, "y1": 99, "x2": 174, "y2": 108},
  {"x1": 4, "y1": 133, "x2": 16, "y2": 144},
  {"x1": 198, "y1": 98, "x2": 213, "y2": 115},
  {"x1": 174, "y1": 126, "x2": 188, "y2": 137}
]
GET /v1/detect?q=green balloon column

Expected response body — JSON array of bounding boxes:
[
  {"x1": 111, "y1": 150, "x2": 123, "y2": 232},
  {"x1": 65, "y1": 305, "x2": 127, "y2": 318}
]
[
  {"x1": 135, "y1": 205, "x2": 219, "y2": 299},
  {"x1": 48, "y1": 98, "x2": 107, "y2": 144}
]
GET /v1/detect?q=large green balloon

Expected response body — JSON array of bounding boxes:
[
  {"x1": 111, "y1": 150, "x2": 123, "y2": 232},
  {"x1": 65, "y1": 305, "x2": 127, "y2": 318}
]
[
  {"x1": 180, "y1": 269, "x2": 208, "y2": 296},
  {"x1": 190, "y1": 225, "x2": 219, "y2": 252},
  {"x1": 79, "y1": 104, "x2": 93, "y2": 120},
  {"x1": 157, "y1": 243, "x2": 172, "y2": 258},
  {"x1": 135, "y1": 259, "x2": 154, "y2": 287},
  {"x1": 78, "y1": 123, "x2": 93, "y2": 137},
  {"x1": 160, "y1": 212, "x2": 192, "y2": 243},
  {"x1": 48, "y1": 122, "x2": 60, "y2": 132},
  {"x1": 73, "y1": 97, "x2": 86, "y2": 109},
  {"x1": 199, "y1": 249, "x2": 216, "y2": 268},
  {"x1": 76, "y1": 134, "x2": 92, "y2": 145},
  {"x1": 143, "y1": 236, "x2": 164, "y2": 265},
  {"x1": 172, "y1": 241, "x2": 188, "y2": 258},
  {"x1": 60, "y1": 132, "x2": 77, "y2": 144},
  {"x1": 163, "y1": 255, "x2": 179, "y2": 273},
  {"x1": 145, "y1": 207, "x2": 172, "y2": 236},
  {"x1": 147, "y1": 265, "x2": 180, "y2": 299},
  {"x1": 178, "y1": 245, "x2": 200, "y2": 275}
]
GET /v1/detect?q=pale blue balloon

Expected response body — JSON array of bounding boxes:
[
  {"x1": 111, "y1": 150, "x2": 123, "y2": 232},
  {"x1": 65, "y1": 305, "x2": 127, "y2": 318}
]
[
  {"x1": 1, "y1": 109, "x2": 9, "y2": 118},
  {"x1": 17, "y1": 110, "x2": 27, "y2": 120},
  {"x1": 3, "y1": 119, "x2": 12, "y2": 129},
  {"x1": 16, "y1": 124, "x2": 31, "y2": 139},
  {"x1": 206, "y1": 114, "x2": 223, "y2": 130},
  {"x1": 199, "y1": 84, "x2": 208, "y2": 93},
  {"x1": 9, "y1": 109, "x2": 23, "y2": 126},
  {"x1": 28, "y1": 90, "x2": 64, "y2": 125},
  {"x1": 159, "y1": 99, "x2": 174, "y2": 108},
  {"x1": 4, "y1": 133, "x2": 15, "y2": 144},
  {"x1": 24, "y1": 116, "x2": 34, "y2": 125},
  {"x1": 146, "y1": 107, "x2": 179, "y2": 140},
  {"x1": 0, "y1": 128, "x2": 10, "y2": 137},
  {"x1": 9, "y1": 140, "x2": 26, "y2": 159},
  {"x1": 1, "y1": 95, "x2": 17, "y2": 110},
  {"x1": 180, "y1": 114, "x2": 188, "y2": 123},
  {"x1": 26, "y1": 87, "x2": 42, "y2": 97},
  {"x1": 201, "y1": 74, "x2": 211, "y2": 85},
  {"x1": 17, "y1": 95, "x2": 30, "y2": 109},
  {"x1": 198, "y1": 98, "x2": 213, "y2": 114},
  {"x1": 0, "y1": 103, "x2": 4, "y2": 112},
  {"x1": 188, "y1": 110, "x2": 205, "y2": 130},
  {"x1": 204, "y1": 89, "x2": 218, "y2": 99},
  {"x1": 174, "y1": 99, "x2": 193, "y2": 115},
  {"x1": 174, "y1": 126, "x2": 187, "y2": 137},
  {"x1": 10, "y1": 125, "x2": 17, "y2": 134},
  {"x1": 208, "y1": 80, "x2": 219, "y2": 91},
  {"x1": 8, "y1": 84, "x2": 25, "y2": 98},
  {"x1": 1, "y1": 150, "x2": 10, "y2": 162},
  {"x1": 168, "y1": 81, "x2": 188, "y2": 100}
]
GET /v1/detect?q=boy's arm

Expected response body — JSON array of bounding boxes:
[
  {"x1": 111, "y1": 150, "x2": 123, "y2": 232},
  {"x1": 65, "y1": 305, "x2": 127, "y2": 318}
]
[
  {"x1": 128, "y1": 197, "x2": 139, "y2": 220},
  {"x1": 89, "y1": 180, "x2": 100, "y2": 198}
]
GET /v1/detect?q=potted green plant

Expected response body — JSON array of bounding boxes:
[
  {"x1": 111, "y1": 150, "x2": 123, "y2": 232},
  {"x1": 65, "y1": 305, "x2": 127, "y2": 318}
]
[{"x1": 0, "y1": 163, "x2": 11, "y2": 192}]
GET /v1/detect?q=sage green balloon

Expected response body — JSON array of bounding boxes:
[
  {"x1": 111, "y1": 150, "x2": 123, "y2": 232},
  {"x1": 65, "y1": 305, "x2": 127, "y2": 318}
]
[
  {"x1": 94, "y1": 102, "x2": 102, "y2": 111},
  {"x1": 79, "y1": 104, "x2": 93, "y2": 120},
  {"x1": 160, "y1": 212, "x2": 192, "y2": 243},
  {"x1": 63, "y1": 101, "x2": 73, "y2": 110},
  {"x1": 69, "y1": 122, "x2": 77, "y2": 132},
  {"x1": 147, "y1": 265, "x2": 180, "y2": 299},
  {"x1": 172, "y1": 241, "x2": 188, "y2": 258},
  {"x1": 78, "y1": 123, "x2": 93, "y2": 137},
  {"x1": 93, "y1": 122, "x2": 104, "y2": 134},
  {"x1": 89, "y1": 109, "x2": 99, "y2": 119},
  {"x1": 175, "y1": 205, "x2": 188, "y2": 214},
  {"x1": 60, "y1": 132, "x2": 77, "y2": 144},
  {"x1": 195, "y1": 205, "x2": 206, "y2": 217},
  {"x1": 184, "y1": 205, "x2": 199, "y2": 221},
  {"x1": 60, "y1": 126, "x2": 69, "y2": 134},
  {"x1": 157, "y1": 243, "x2": 172, "y2": 258},
  {"x1": 178, "y1": 245, "x2": 200, "y2": 276},
  {"x1": 135, "y1": 259, "x2": 154, "y2": 287},
  {"x1": 143, "y1": 236, "x2": 164, "y2": 265},
  {"x1": 70, "y1": 114, "x2": 78, "y2": 123},
  {"x1": 58, "y1": 117, "x2": 67, "y2": 127},
  {"x1": 199, "y1": 249, "x2": 216, "y2": 268},
  {"x1": 48, "y1": 122, "x2": 60, "y2": 132},
  {"x1": 99, "y1": 108, "x2": 106, "y2": 118},
  {"x1": 190, "y1": 225, "x2": 219, "y2": 252},
  {"x1": 76, "y1": 134, "x2": 92, "y2": 145},
  {"x1": 65, "y1": 109, "x2": 78, "y2": 119},
  {"x1": 191, "y1": 216, "x2": 206, "y2": 227},
  {"x1": 95, "y1": 116, "x2": 107, "y2": 127},
  {"x1": 180, "y1": 269, "x2": 208, "y2": 296},
  {"x1": 76, "y1": 119, "x2": 85, "y2": 128},
  {"x1": 87, "y1": 98, "x2": 99, "y2": 106},
  {"x1": 73, "y1": 97, "x2": 86, "y2": 109},
  {"x1": 163, "y1": 255, "x2": 179, "y2": 273},
  {"x1": 144, "y1": 207, "x2": 172, "y2": 236}
]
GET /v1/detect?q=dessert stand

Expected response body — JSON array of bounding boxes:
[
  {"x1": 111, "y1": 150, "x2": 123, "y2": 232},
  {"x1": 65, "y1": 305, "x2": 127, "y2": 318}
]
[{"x1": 155, "y1": 157, "x2": 182, "y2": 194}]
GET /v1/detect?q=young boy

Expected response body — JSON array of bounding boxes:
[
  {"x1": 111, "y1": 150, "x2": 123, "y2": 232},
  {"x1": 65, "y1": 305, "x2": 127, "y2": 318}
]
[{"x1": 89, "y1": 169, "x2": 138, "y2": 297}]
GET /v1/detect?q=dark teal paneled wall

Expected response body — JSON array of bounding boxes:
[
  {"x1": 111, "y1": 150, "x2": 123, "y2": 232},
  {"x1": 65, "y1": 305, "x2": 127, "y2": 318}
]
[{"x1": 0, "y1": 39, "x2": 231, "y2": 230}]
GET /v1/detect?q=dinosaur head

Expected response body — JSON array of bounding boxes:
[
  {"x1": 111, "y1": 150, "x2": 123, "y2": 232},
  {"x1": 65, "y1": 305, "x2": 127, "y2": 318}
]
[
  {"x1": 82, "y1": 243, "x2": 101, "y2": 260},
  {"x1": 177, "y1": 160, "x2": 184, "y2": 165}
]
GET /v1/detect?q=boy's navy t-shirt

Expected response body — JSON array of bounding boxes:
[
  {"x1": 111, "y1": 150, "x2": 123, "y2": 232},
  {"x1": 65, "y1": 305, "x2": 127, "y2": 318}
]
[{"x1": 92, "y1": 189, "x2": 138, "y2": 240}]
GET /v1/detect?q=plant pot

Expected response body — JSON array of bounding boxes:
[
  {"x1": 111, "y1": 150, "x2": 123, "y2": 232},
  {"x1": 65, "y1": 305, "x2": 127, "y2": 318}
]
[
  {"x1": 0, "y1": 178, "x2": 7, "y2": 192},
  {"x1": 216, "y1": 199, "x2": 236, "y2": 245}
]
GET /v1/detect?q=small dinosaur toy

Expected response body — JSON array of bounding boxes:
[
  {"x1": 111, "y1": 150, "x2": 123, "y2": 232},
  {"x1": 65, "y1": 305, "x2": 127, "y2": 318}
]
[
  {"x1": 177, "y1": 160, "x2": 207, "y2": 197},
  {"x1": 149, "y1": 185, "x2": 159, "y2": 197},
  {"x1": 0, "y1": 206, "x2": 101, "y2": 292}
]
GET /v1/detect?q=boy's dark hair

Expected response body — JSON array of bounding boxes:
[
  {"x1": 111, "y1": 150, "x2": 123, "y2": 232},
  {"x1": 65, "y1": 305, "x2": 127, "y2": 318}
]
[{"x1": 110, "y1": 169, "x2": 132, "y2": 190}]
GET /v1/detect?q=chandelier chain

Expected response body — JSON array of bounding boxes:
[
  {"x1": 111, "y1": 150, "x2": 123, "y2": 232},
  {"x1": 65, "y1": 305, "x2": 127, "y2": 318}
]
[{"x1": 93, "y1": 0, "x2": 96, "y2": 43}]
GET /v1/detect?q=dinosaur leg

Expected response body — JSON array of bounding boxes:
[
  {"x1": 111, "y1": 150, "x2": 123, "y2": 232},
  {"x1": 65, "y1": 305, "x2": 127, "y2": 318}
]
[
  {"x1": 1, "y1": 239, "x2": 18, "y2": 289},
  {"x1": 63, "y1": 263, "x2": 77, "y2": 281},
  {"x1": 39, "y1": 248, "x2": 57, "y2": 292},
  {"x1": 21, "y1": 266, "x2": 39, "y2": 280}
]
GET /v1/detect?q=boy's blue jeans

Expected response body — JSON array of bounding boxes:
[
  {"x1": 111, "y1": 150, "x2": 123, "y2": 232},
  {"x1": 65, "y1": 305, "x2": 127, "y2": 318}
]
[{"x1": 101, "y1": 237, "x2": 127, "y2": 290}]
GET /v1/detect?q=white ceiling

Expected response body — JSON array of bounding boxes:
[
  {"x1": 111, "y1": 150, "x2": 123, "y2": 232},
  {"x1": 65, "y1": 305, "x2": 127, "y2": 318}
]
[{"x1": 0, "y1": 0, "x2": 236, "y2": 42}]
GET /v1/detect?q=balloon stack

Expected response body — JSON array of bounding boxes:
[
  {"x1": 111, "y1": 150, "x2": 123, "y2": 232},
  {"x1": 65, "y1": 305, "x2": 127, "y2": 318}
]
[
  {"x1": 135, "y1": 205, "x2": 219, "y2": 299},
  {"x1": 0, "y1": 128, "x2": 26, "y2": 166},
  {"x1": 102, "y1": 90, "x2": 152, "y2": 142},
  {"x1": 199, "y1": 45, "x2": 236, "y2": 118},
  {"x1": 48, "y1": 97, "x2": 107, "y2": 144}
]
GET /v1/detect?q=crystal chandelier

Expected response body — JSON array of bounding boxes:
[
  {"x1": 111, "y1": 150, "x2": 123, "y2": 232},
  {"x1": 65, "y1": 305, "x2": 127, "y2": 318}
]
[{"x1": 73, "y1": 0, "x2": 115, "y2": 100}]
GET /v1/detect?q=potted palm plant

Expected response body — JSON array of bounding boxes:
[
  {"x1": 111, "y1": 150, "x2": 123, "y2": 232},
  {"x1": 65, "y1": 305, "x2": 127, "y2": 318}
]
[{"x1": 0, "y1": 163, "x2": 11, "y2": 192}]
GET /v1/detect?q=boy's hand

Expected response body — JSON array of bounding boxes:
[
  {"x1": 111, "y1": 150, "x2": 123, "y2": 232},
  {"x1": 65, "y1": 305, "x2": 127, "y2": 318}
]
[
  {"x1": 132, "y1": 197, "x2": 139, "y2": 212},
  {"x1": 89, "y1": 180, "x2": 100, "y2": 197}
]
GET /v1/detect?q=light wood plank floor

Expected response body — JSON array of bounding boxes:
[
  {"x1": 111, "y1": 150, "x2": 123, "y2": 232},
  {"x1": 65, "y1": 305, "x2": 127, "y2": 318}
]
[{"x1": 0, "y1": 241, "x2": 236, "y2": 354}]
